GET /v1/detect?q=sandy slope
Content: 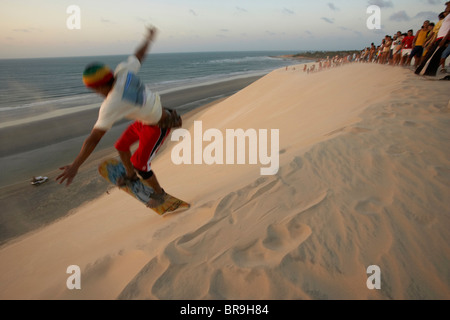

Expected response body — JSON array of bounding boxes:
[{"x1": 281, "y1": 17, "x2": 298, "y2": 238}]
[{"x1": 0, "y1": 63, "x2": 449, "y2": 300}]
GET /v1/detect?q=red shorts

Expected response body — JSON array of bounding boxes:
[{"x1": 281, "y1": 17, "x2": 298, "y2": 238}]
[{"x1": 115, "y1": 121, "x2": 170, "y2": 172}]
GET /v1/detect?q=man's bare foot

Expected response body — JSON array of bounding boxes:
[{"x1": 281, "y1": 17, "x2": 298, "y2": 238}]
[
  {"x1": 116, "y1": 173, "x2": 139, "y2": 187},
  {"x1": 147, "y1": 189, "x2": 167, "y2": 208}
]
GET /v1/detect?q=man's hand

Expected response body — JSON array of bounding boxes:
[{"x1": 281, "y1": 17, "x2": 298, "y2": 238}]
[
  {"x1": 439, "y1": 30, "x2": 450, "y2": 48},
  {"x1": 135, "y1": 26, "x2": 158, "y2": 63},
  {"x1": 146, "y1": 26, "x2": 158, "y2": 42},
  {"x1": 158, "y1": 109, "x2": 182, "y2": 129},
  {"x1": 56, "y1": 128, "x2": 105, "y2": 187},
  {"x1": 56, "y1": 164, "x2": 79, "y2": 186}
]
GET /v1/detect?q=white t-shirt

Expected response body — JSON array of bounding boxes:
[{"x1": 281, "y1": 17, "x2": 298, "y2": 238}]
[
  {"x1": 437, "y1": 14, "x2": 450, "y2": 39},
  {"x1": 94, "y1": 55, "x2": 162, "y2": 131}
]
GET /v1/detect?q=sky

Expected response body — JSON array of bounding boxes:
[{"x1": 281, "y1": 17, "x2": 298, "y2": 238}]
[{"x1": 0, "y1": 0, "x2": 447, "y2": 59}]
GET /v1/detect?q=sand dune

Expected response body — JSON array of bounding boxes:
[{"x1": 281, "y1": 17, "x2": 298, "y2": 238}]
[{"x1": 0, "y1": 63, "x2": 449, "y2": 300}]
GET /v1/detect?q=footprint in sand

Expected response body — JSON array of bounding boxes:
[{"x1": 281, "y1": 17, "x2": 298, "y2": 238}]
[
  {"x1": 231, "y1": 219, "x2": 312, "y2": 268},
  {"x1": 402, "y1": 120, "x2": 421, "y2": 127},
  {"x1": 345, "y1": 127, "x2": 371, "y2": 134},
  {"x1": 169, "y1": 176, "x2": 282, "y2": 254},
  {"x1": 386, "y1": 144, "x2": 407, "y2": 155},
  {"x1": 379, "y1": 111, "x2": 396, "y2": 119},
  {"x1": 354, "y1": 197, "x2": 383, "y2": 215},
  {"x1": 288, "y1": 156, "x2": 304, "y2": 170},
  {"x1": 212, "y1": 176, "x2": 280, "y2": 221}
]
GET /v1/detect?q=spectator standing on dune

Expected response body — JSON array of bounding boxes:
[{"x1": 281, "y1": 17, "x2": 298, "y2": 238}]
[
  {"x1": 408, "y1": 21, "x2": 430, "y2": 67},
  {"x1": 400, "y1": 30, "x2": 415, "y2": 66}
]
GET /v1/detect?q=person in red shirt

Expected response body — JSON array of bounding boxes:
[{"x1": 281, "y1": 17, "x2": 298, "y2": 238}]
[{"x1": 400, "y1": 30, "x2": 415, "y2": 66}]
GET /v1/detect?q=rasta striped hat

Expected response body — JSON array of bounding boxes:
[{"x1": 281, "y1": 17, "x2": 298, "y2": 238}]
[{"x1": 82, "y1": 62, "x2": 114, "y2": 88}]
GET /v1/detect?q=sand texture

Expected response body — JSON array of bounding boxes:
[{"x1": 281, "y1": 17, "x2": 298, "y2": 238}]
[{"x1": 0, "y1": 63, "x2": 449, "y2": 300}]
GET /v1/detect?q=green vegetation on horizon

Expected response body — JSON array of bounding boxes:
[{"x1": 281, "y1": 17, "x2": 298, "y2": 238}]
[{"x1": 293, "y1": 50, "x2": 360, "y2": 59}]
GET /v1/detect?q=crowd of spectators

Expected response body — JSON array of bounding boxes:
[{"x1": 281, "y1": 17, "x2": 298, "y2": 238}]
[
  {"x1": 360, "y1": 2, "x2": 450, "y2": 76},
  {"x1": 296, "y1": 2, "x2": 450, "y2": 77}
]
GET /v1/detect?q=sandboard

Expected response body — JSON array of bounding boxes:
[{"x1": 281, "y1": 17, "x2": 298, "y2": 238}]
[{"x1": 99, "y1": 158, "x2": 190, "y2": 215}]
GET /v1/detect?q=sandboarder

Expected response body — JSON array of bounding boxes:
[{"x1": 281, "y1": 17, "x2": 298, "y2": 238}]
[{"x1": 56, "y1": 26, "x2": 182, "y2": 208}]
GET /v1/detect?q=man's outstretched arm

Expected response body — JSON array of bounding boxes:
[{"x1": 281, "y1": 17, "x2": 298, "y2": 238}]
[
  {"x1": 135, "y1": 27, "x2": 158, "y2": 63},
  {"x1": 56, "y1": 128, "x2": 106, "y2": 186}
]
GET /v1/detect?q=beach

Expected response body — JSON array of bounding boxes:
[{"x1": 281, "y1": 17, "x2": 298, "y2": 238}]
[{"x1": 0, "y1": 62, "x2": 449, "y2": 300}]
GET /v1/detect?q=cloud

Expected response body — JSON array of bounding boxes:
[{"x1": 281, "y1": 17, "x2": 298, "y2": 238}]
[
  {"x1": 367, "y1": 0, "x2": 394, "y2": 8},
  {"x1": 305, "y1": 30, "x2": 313, "y2": 36},
  {"x1": 327, "y1": 3, "x2": 339, "y2": 11},
  {"x1": 338, "y1": 26, "x2": 363, "y2": 37},
  {"x1": 414, "y1": 11, "x2": 439, "y2": 20},
  {"x1": 372, "y1": 25, "x2": 387, "y2": 34},
  {"x1": 321, "y1": 17, "x2": 335, "y2": 24},
  {"x1": 189, "y1": 9, "x2": 198, "y2": 16},
  {"x1": 389, "y1": 10, "x2": 439, "y2": 23},
  {"x1": 12, "y1": 27, "x2": 42, "y2": 33},
  {"x1": 426, "y1": 0, "x2": 441, "y2": 4},
  {"x1": 135, "y1": 17, "x2": 148, "y2": 23},
  {"x1": 389, "y1": 11, "x2": 410, "y2": 21},
  {"x1": 282, "y1": 8, "x2": 295, "y2": 15},
  {"x1": 236, "y1": 6, "x2": 248, "y2": 13}
]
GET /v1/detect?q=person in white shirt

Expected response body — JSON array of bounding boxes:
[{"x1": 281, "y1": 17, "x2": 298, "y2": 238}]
[
  {"x1": 415, "y1": 2, "x2": 450, "y2": 76},
  {"x1": 57, "y1": 27, "x2": 181, "y2": 208}
]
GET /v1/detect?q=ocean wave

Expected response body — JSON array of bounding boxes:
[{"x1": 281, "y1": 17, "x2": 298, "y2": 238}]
[
  {"x1": 0, "y1": 93, "x2": 100, "y2": 112},
  {"x1": 153, "y1": 70, "x2": 269, "y2": 94}
]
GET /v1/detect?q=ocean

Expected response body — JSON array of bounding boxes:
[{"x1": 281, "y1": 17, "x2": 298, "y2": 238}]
[{"x1": 0, "y1": 51, "x2": 307, "y2": 123}]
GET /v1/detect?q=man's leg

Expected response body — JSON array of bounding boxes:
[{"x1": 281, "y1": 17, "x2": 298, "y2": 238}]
[
  {"x1": 130, "y1": 124, "x2": 171, "y2": 205},
  {"x1": 134, "y1": 169, "x2": 166, "y2": 207},
  {"x1": 115, "y1": 123, "x2": 140, "y2": 181},
  {"x1": 422, "y1": 45, "x2": 447, "y2": 76},
  {"x1": 440, "y1": 45, "x2": 450, "y2": 71},
  {"x1": 136, "y1": 169, "x2": 163, "y2": 194},
  {"x1": 118, "y1": 150, "x2": 136, "y2": 178},
  {"x1": 415, "y1": 41, "x2": 439, "y2": 75}
]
